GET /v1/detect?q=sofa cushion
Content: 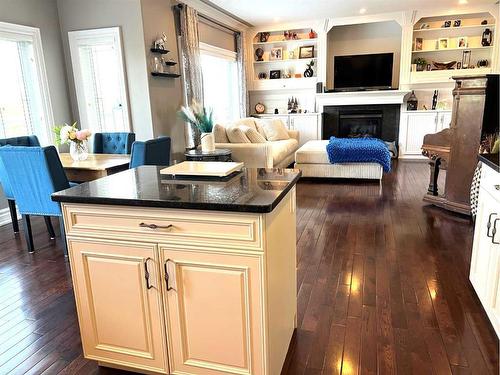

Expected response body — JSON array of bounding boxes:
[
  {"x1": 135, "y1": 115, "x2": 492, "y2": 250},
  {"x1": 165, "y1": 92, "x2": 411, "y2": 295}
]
[
  {"x1": 231, "y1": 117, "x2": 258, "y2": 132},
  {"x1": 213, "y1": 124, "x2": 229, "y2": 143},
  {"x1": 261, "y1": 119, "x2": 290, "y2": 141},
  {"x1": 253, "y1": 118, "x2": 269, "y2": 139},
  {"x1": 271, "y1": 139, "x2": 299, "y2": 165},
  {"x1": 240, "y1": 126, "x2": 266, "y2": 143},
  {"x1": 226, "y1": 126, "x2": 251, "y2": 143}
]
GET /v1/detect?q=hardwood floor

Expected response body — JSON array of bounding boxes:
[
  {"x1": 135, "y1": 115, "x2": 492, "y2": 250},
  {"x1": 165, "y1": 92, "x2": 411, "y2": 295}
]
[{"x1": 0, "y1": 161, "x2": 498, "y2": 374}]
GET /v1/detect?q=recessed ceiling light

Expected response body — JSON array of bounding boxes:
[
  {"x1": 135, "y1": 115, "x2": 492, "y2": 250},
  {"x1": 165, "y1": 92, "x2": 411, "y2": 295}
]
[
  {"x1": 359, "y1": 8, "x2": 367, "y2": 14},
  {"x1": 458, "y1": 0, "x2": 468, "y2": 4}
]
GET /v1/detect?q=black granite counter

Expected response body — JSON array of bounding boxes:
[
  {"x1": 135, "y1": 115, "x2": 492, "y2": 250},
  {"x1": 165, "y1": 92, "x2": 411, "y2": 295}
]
[
  {"x1": 479, "y1": 153, "x2": 499, "y2": 173},
  {"x1": 52, "y1": 166, "x2": 302, "y2": 213}
]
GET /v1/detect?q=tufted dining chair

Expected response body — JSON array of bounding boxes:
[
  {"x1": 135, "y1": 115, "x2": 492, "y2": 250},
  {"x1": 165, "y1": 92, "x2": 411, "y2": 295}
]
[
  {"x1": 129, "y1": 136, "x2": 171, "y2": 168},
  {"x1": 0, "y1": 135, "x2": 48, "y2": 234},
  {"x1": 93, "y1": 132, "x2": 135, "y2": 154},
  {"x1": 0, "y1": 145, "x2": 72, "y2": 254}
]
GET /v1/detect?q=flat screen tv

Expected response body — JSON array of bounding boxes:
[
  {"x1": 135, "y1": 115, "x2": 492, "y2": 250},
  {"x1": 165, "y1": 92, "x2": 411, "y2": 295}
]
[{"x1": 334, "y1": 53, "x2": 394, "y2": 91}]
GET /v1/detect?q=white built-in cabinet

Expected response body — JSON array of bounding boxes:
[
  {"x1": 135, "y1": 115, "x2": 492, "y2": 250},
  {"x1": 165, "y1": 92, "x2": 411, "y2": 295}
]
[
  {"x1": 256, "y1": 114, "x2": 319, "y2": 147},
  {"x1": 398, "y1": 110, "x2": 452, "y2": 158},
  {"x1": 470, "y1": 163, "x2": 500, "y2": 337}
]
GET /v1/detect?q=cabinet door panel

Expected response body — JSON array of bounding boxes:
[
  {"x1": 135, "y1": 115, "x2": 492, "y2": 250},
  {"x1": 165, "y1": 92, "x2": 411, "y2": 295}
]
[
  {"x1": 291, "y1": 115, "x2": 318, "y2": 147},
  {"x1": 438, "y1": 111, "x2": 452, "y2": 131},
  {"x1": 69, "y1": 239, "x2": 168, "y2": 374},
  {"x1": 405, "y1": 113, "x2": 438, "y2": 154},
  {"x1": 161, "y1": 246, "x2": 264, "y2": 375}
]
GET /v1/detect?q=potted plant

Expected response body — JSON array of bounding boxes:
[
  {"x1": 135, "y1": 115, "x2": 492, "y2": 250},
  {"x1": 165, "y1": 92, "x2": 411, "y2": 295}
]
[
  {"x1": 178, "y1": 103, "x2": 215, "y2": 152},
  {"x1": 54, "y1": 122, "x2": 92, "y2": 161},
  {"x1": 413, "y1": 58, "x2": 427, "y2": 72}
]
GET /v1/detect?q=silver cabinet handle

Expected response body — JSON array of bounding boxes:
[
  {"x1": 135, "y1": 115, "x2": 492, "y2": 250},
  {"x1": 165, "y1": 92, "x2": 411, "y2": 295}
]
[
  {"x1": 139, "y1": 222, "x2": 173, "y2": 230},
  {"x1": 493, "y1": 219, "x2": 500, "y2": 245},
  {"x1": 487, "y1": 213, "x2": 497, "y2": 238},
  {"x1": 164, "y1": 259, "x2": 176, "y2": 291}
]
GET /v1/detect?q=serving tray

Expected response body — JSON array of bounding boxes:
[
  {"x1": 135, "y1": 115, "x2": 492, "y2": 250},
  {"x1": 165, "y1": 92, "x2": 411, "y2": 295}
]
[{"x1": 160, "y1": 161, "x2": 244, "y2": 177}]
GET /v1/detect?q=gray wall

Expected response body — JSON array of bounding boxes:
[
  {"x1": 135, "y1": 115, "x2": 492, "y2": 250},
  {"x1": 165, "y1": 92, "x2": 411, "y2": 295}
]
[
  {"x1": 57, "y1": 0, "x2": 154, "y2": 141},
  {"x1": 327, "y1": 21, "x2": 402, "y2": 90},
  {"x1": 0, "y1": 0, "x2": 73, "y2": 210},
  {"x1": 141, "y1": 0, "x2": 185, "y2": 161}
]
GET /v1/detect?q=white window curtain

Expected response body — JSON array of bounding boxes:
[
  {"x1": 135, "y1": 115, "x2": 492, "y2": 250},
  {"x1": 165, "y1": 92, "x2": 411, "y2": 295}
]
[
  {"x1": 68, "y1": 27, "x2": 130, "y2": 134},
  {"x1": 0, "y1": 22, "x2": 54, "y2": 144}
]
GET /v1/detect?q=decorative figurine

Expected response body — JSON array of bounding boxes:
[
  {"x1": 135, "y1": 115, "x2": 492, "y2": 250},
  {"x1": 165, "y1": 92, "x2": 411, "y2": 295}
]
[
  {"x1": 309, "y1": 29, "x2": 317, "y2": 38},
  {"x1": 255, "y1": 47, "x2": 264, "y2": 61},
  {"x1": 481, "y1": 20, "x2": 488, "y2": 25},
  {"x1": 259, "y1": 32, "x2": 270, "y2": 43},
  {"x1": 153, "y1": 32, "x2": 168, "y2": 50},
  {"x1": 304, "y1": 60, "x2": 314, "y2": 77},
  {"x1": 407, "y1": 91, "x2": 418, "y2": 111}
]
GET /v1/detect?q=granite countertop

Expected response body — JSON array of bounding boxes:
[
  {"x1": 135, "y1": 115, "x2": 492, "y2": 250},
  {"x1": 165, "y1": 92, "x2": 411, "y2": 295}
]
[
  {"x1": 51, "y1": 166, "x2": 302, "y2": 213},
  {"x1": 479, "y1": 153, "x2": 499, "y2": 173}
]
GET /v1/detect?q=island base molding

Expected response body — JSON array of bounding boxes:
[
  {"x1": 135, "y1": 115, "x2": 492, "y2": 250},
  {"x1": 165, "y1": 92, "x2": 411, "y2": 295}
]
[{"x1": 62, "y1": 188, "x2": 297, "y2": 375}]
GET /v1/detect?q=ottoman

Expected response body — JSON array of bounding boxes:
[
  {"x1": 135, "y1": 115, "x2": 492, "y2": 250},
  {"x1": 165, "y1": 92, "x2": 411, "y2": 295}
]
[{"x1": 294, "y1": 140, "x2": 383, "y2": 180}]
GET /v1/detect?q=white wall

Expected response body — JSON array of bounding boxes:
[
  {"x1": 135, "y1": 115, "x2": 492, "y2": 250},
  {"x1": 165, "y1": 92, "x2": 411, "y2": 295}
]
[
  {"x1": 57, "y1": 0, "x2": 154, "y2": 141},
  {"x1": 326, "y1": 21, "x2": 402, "y2": 90}
]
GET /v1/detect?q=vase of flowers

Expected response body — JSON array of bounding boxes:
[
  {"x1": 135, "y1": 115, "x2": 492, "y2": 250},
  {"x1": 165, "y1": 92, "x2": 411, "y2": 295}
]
[
  {"x1": 54, "y1": 122, "x2": 92, "y2": 161},
  {"x1": 178, "y1": 103, "x2": 214, "y2": 152}
]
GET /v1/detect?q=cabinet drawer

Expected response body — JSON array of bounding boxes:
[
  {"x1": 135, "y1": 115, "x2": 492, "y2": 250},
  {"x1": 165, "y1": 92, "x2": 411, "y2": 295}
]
[{"x1": 62, "y1": 204, "x2": 263, "y2": 250}]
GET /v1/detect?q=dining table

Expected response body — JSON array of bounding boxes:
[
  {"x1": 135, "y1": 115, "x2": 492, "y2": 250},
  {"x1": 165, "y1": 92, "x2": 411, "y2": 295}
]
[{"x1": 60, "y1": 153, "x2": 130, "y2": 182}]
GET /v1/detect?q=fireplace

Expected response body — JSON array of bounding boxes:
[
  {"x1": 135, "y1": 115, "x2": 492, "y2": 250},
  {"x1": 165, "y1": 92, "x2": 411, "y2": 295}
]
[
  {"x1": 322, "y1": 104, "x2": 400, "y2": 142},
  {"x1": 339, "y1": 112, "x2": 382, "y2": 138}
]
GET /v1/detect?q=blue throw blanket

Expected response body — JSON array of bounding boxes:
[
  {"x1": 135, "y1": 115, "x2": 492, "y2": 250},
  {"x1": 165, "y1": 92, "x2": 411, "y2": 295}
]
[{"x1": 326, "y1": 137, "x2": 391, "y2": 172}]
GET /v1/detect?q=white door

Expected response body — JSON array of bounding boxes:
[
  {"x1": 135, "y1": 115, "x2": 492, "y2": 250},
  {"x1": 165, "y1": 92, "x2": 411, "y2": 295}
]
[
  {"x1": 68, "y1": 27, "x2": 130, "y2": 133},
  {"x1": 290, "y1": 115, "x2": 318, "y2": 147},
  {"x1": 403, "y1": 112, "x2": 438, "y2": 155}
]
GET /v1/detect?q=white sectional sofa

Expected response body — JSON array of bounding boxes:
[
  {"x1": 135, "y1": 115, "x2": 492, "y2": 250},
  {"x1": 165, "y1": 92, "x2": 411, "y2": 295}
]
[{"x1": 214, "y1": 117, "x2": 300, "y2": 168}]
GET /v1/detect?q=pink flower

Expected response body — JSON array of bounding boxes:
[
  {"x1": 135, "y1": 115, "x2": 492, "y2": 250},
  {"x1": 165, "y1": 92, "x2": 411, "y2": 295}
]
[{"x1": 76, "y1": 129, "x2": 91, "y2": 141}]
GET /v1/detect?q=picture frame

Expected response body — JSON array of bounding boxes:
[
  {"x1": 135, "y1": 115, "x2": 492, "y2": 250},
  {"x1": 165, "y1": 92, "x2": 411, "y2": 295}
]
[
  {"x1": 454, "y1": 20, "x2": 462, "y2": 27},
  {"x1": 443, "y1": 20, "x2": 451, "y2": 28},
  {"x1": 270, "y1": 47, "x2": 283, "y2": 60},
  {"x1": 299, "y1": 45, "x2": 314, "y2": 59},
  {"x1": 438, "y1": 38, "x2": 449, "y2": 49},
  {"x1": 457, "y1": 36, "x2": 468, "y2": 48},
  {"x1": 414, "y1": 37, "x2": 423, "y2": 51},
  {"x1": 269, "y1": 70, "x2": 281, "y2": 79}
]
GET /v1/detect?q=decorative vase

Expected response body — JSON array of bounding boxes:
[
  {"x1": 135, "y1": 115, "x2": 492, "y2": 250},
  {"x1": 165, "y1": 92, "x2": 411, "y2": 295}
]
[
  {"x1": 70, "y1": 140, "x2": 89, "y2": 161},
  {"x1": 200, "y1": 132, "x2": 215, "y2": 153}
]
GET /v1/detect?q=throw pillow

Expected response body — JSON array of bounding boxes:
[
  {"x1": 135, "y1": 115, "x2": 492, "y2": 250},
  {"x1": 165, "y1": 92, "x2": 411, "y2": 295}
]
[
  {"x1": 253, "y1": 118, "x2": 270, "y2": 139},
  {"x1": 261, "y1": 119, "x2": 290, "y2": 141},
  {"x1": 232, "y1": 117, "x2": 258, "y2": 131},
  {"x1": 226, "y1": 126, "x2": 251, "y2": 143},
  {"x1": 240, "y1": 126, "x2": 266, "y2": 143},
  {"x1": 213, "y1": 124, "x2": 229, "y2": 143}
]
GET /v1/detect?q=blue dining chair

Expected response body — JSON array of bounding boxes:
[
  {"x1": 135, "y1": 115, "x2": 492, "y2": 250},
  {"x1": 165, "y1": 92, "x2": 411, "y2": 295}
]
[
  {"x1": 0, "y1": 146, "x2": 71, "y2": 254},
  {"x1": 0, "y1": 135, "x2": 50, "y2": 234},
  {"x1": 93, "y1": 132, "x2": 135, "y2": 154},
  {"x1": 129, "y1": 136, "x2": 171, "y2": 168}
]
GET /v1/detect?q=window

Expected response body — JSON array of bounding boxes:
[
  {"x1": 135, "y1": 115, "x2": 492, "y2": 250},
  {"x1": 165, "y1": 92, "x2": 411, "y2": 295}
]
[
  {"x1": 200, "y1": 42, "x2": 240, "y2": 123},
  {"x1": 68, "y1": 27, "x2": 130, "y2": 133},
  {"x1": 0, "y1": 22, "x2": 54, "y2": 144}
]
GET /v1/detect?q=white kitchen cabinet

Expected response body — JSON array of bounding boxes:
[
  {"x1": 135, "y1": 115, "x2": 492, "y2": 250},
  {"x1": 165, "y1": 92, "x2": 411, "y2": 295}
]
[
  {"x1": 470, "y1": 163, "x2": 500, "y2": 337},
  {"x1": 399, "y1": 110, "x2": 452, "y2": 159}
]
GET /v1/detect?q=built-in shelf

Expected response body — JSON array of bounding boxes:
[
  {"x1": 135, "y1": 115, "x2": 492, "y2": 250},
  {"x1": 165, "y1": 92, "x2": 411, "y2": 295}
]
[
  {"x1": 412, "y1": 45, "x2": 493, "y2": 53},
  {"x1": 413, "y1": 24, "x2": 495, "y2": 33},
  {"x1": 253, "y1": 57, "x2": 317, "y2": 64},
  {"x1": 164, "y1": 61, "x2": 177, "y2": 66},
  {"x1": 151, "y1": 72, "x2": 181, "y2": 78},
  {"x1": 410, "y1": 67, "x2": 492, "y2": 84},
  {"x1": 253, "y1": 38, "x2": 318, "y2": 46},
  {"x1": 150, "y1": 48, "x2": 169, "y2": 54}
]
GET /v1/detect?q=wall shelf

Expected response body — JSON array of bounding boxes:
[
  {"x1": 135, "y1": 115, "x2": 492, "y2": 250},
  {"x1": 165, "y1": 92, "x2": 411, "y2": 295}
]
[
  {"x1": 150, "y1": 48, "x2": 170, "y2": 54},
  {"x1": 412, "y1": 46, "x2": 493, "y2": 53},
  {"x1": 253, "y1": 57, "x2": 317, "y2": 64},
  {"x1": 413, "y1": 24, "x2": 495, "y2": 33},
  {"x1": 253, "y1": 38, "x2": 318, "y2": 47},
  {"x1": 151, "y1": 72, "x2": 181, "y2": 78}
]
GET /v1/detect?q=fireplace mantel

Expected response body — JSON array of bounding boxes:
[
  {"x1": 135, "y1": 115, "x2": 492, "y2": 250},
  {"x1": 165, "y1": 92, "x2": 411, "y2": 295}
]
[{"x1": 316, "y1": 90, "x2": 410, "y2": 111}]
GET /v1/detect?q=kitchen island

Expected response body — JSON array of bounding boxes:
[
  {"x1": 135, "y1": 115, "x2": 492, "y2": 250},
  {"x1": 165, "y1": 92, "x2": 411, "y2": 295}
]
[{"x1": 52, "y1": 166, "x2": 301, "y2": 375}]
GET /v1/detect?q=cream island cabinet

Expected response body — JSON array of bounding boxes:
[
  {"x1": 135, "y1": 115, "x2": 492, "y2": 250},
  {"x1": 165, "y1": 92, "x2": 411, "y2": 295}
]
[{"x1": 52, "y1": 166, "x2": 301, "y2": 375}]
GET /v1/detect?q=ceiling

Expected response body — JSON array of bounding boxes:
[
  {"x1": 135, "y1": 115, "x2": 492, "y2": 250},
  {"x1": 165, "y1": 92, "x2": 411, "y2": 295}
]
[{"x1": 206, "y1": 0, "x2": 498, "y2": 26}]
